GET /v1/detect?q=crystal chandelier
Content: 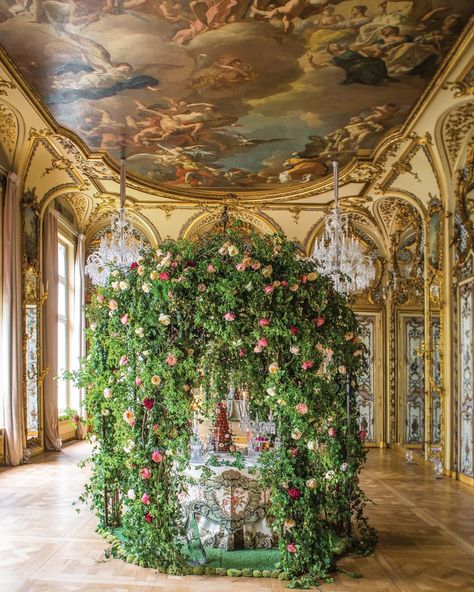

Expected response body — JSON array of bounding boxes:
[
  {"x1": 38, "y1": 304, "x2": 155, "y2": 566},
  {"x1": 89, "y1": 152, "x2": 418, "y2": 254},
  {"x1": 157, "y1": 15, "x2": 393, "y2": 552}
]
[
  {"x1": 85, "y1": 153, "x2": 143, "y2": 286},
  {"x1": 312, "y1": 161, "x2": 375, "y2": 296}
]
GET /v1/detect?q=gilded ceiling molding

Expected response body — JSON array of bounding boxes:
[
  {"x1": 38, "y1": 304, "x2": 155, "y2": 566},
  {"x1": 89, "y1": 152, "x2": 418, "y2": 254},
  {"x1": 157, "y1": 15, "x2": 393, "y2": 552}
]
[
  {"x1": 0, "y1": 102, "x2": 17, "y2": 155},
  {"x1": 441, "y1": 101, "x2": 474, "y2": 172},
  {"x1": 0, "y1": 78, "x2": 15, "y2": 96},
  {"x1": 443, "y1": 67, "x2": 474, "y2": 98},
  {"x1": 62, "y1": 192, "x2": 95, "y2": 231}
]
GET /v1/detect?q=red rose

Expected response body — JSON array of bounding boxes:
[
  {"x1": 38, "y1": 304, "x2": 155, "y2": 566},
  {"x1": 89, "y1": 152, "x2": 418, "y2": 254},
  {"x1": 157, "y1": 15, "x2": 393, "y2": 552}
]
[
  {"x1": 159, "y1": 272, "x2": 170, "y2": 281},
  {"x1": 290, "y1": 325, "x2": 299, "y2": 335},
  {"x1": 145, "y1": 512, "x2": 153, "y2": 523},
  {"x1": 287, "y1": 487, "x2": 301, "y2": 500},
  {"x1": 314, "y1": 316, "x2": 325, "y2": 327},
  {"x1": 143, "y1": 397, "x2": 155, "y2": 410},
  {"x1": 359, "y1": 430, "x2": 367, "y2": 441},
  {"x1": 130, "y1": 262, "x2": 138, "y2": 270}
]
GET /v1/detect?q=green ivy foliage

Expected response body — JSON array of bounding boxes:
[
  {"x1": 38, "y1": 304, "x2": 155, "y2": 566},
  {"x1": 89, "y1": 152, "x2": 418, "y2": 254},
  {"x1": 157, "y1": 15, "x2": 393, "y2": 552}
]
[{"x1": 70, "y1": 229, "x2": 375, "y2": 586}]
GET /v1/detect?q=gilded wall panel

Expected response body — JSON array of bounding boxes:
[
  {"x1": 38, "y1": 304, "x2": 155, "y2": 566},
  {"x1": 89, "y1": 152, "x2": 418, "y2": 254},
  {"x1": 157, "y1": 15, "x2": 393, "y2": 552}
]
[{"x1": 459, "y1": 283, "x2": 473, "y2": 477}]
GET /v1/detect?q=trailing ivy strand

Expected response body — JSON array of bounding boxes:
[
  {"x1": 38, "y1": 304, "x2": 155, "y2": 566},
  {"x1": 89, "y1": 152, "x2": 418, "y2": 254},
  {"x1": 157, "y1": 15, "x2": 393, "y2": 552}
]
[{"x1": 70, "y1": 229, "x2": 376, "y2": 587}]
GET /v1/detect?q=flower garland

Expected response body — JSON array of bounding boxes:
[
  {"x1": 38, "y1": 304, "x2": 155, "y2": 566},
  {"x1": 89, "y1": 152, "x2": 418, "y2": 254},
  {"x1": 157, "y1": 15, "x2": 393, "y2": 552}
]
[{"x1": 72, "y1": 230, "x2": 375, "y2": 586}]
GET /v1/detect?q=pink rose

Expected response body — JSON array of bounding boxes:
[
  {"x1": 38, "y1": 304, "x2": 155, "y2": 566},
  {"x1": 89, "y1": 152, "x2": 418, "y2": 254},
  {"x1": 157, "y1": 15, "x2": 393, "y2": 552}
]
[
  {"x1": 263, "y1": 284, "x2": 274, "y2": 294},
  {"x1": 120, "y1": 313, "x2": 129, "y2": 325},
  {"x1": 290, "y1": 325, "x2": 299, "y2": 335},
  {"x1": 224, "y1": 312, "x2": 236, "y2": 321},
  {"x1": 151, "y1": 450, "x2": 163, "y2": 463},
  {"x1": 259, "y1": 318, "x2": 270, "y2": 327},
  {"x1": 159, "y1": 272, "x2": 170, "y2": 281},
  {"x1": 301, "y1": 360, "x2": 314, "y2": 370},
  {"x1": 143, "y1": 397, "x2": 155, "y2": 410},
  {"x1": 281, "y1": 280, "x2": 289, "y2": 288},
  {"x1": 253, "y1": 345, "x2": 263, "y2": 353},
  {"x1": 119, "y1": 355, "x2": 129, "y2": 366},
  {"x1": 258, "y1": 337, "x2": 268, "y2": 348},
  {"x1": 152, "y1": 423, "x2": 159, "y2": 432},
  {"x1": 301, "y1": 274, "x2": 308, "y2": 284},
  {"x1": 289, "y1": 447, "x2": 298, "y2": 457},
  {"x1": 287, "y1": 487, "x2": 301, "y2": 500},
  {"x1": 130, "y1": 262, "x2": 138, "y2": 270},
  {"x1": 145, "y1": 512, "x2": 153, "y2": 523},
  {"x1": 108, "y1": 299, "x2": 118, "y2": 311},
  {"x1": 359, "y1": 430, "x2": 367, "y2": 441},
  {"x1": 97, "y1": 293, "x2": 105, "y2": 304},
  {"x1": 166, "y1": 354, "x2": 177, "y2": 366},
  {"x1": 141, "y1": 493, "x2": 150, "y2": 505},
  {"x1": 295, "y1": 403, "x2": 308, "y2": 415},
  {"x1": 239, "y1": 349, "x2": 246, "y2": 358},
  {"x1": 207, "y1": 263, "x2": 215, "y2": 273},
  {"x1": 251, "y1": 262, "x2": 261, "y2": 270},
  {"x1": 328, "y1": 427, "x2": 337, "y2": 437},
  {"x1": 135, "y1": 376, "x2": 142, "y2": 387},
  {"x1": 171, "y1": 261, "x2": 178, "y2": 268},
  {"x1": 314, "y1": 316, "x2": 325, "y2": 327},
  {"x1": 140, "y1": 467, "x2": 151, "y2": 479},
  {"x1": 236, "y1": 263, "x2": 246, "y2": 271},
  {"x1": 326, "y1": 348, "x2": 334, "y2": 359},
  {"x1": 287, "y1": 543, "x2": 297, "y2": 553}
]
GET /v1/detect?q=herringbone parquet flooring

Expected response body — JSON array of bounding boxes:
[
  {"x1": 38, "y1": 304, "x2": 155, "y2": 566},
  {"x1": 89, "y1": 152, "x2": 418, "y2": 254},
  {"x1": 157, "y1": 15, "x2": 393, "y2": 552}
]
[{"x1": 0, "y1": 443, "x2": 473, "y2": 592}]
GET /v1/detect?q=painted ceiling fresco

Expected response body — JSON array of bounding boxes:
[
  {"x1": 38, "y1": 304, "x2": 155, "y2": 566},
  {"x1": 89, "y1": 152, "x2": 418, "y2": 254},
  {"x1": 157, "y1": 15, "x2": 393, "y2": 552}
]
[{"x1": 0, "y1": 1, "x2": 471, "y2": 190}]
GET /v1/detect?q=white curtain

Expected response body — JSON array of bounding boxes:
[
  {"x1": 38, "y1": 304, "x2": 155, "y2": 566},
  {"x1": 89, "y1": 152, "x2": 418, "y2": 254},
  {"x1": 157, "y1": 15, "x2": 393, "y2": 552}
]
[
  {"x1": 1, "y1": 172, "x2": 26, "y2": 465},
  {"x1": 73, "y1": 234, "x2": 86, "y2": 415},
  {"x1": 42, "y1": 208, "x2": 60, "y2": 451}
]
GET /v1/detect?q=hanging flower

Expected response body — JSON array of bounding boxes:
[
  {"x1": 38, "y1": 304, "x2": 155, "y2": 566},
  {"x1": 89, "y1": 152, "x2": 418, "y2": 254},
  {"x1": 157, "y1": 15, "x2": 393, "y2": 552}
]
[
  {"x1": 268, "y1": 362, "x2": 279, "y2": 374},
  {"x1": 263, "y1": 284, "x2": 274, "y2": 295},
  {"x1": 120, "y1": 313, "x2": 129, "y2": 325},
  {"x1": 119, "y1": 355, "x2": 129, "y2": 366},
  {"x1": 159, "y1": 272, "x2": 170, "y2": 281},
  {"x1": 151, "y1": 450, "x2": 163, "y2": 463},
  {"x1": 287, "y1": 487, "x2": 301, "y2": 500},
  {"x1": 143, "y1": 398, "x2": 155, "y2": 410},
  {"x1": 284, "y1": 519, "x2": 296, "y2": 531},
  {"x1": 135, "y1": 376, "x2": 142, "y2": 387},
  {"x1": 159, "y1": 313, "x2": 171, "y2": 326},
  {"x1": 301, "y1": 360, "x2": 314, "y2": 370},
  {"x1": 314, "y1": 316, "x2": 325, "y2": 327},
  {"x1": 259, "y1": 318, "x2": 270, "y2": 327},
  {"x1": 295, "y1": 403, "x2": 308, "y2": 415},
  {"x1": 151, "y1": 375, "x2": 161, "y2": 386},
  {"x1": 141, "y1": 493, "x2": 151, "y2": 505},
  {"x1": 228, "y1": 245, "x2": 239, "y2": 257},
  {"x1": 258, "y1": 337, "x2": 268, "y2": 348},
  {"x1": 290, "y1": 325, "x2": 299, "y2": 335},
  {"x1": 103, "y1": 388, "x2": 113, "y2": 399},
  {"x1": 166, "y1": 354, "x2": 178, "y2": 366},
  {"x1": 108, "y1": 299, "x2": 118, "y2": 311},
  {"x1": 135, "y1": 327, "x2": 144, "y2": 338},
  {"x1": 287, "y1": 543, "x2": 297, "y2": 553},
  {"x1": 127, "y1": 488, "x2": 135, "y2": 500},
  {"x1": 328, "y1": 427, "x2": 337, "y2": 437},
  {"x1": 123, "y1": 409, "x2": 136, "y2": 426},
  {"x1": 145, "y1": 513, "x2": 153, "y2": 523},
  {"x1": 224, "y1": 312, "x2": 236, "y2": 321},
  {"x1": 307, "y1": 271, "x2": 318, "y2": 281},
  {"x1": 140, "y1": 467, "x2": 152, "y2": 479},
  {"x1": 119, "y1": 280, "x2": 129, "y2": 290},
  {"x1": 291, "y1": 429, "x2": 302, "y2": 441},
  {"x1": 306, "y1": 478, "x2": 317, "y2": 489},
  {"x1": 142, "y1": 283, "x2": 151, "y2": 293}
]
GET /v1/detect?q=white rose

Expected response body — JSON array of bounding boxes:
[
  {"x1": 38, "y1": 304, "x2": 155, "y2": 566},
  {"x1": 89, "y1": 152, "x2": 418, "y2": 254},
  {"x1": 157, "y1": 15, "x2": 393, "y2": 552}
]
[
  {"x1": 266, "y1": 387, "x2": 276, "y2": 397},
  {"x1": 142, "y1": 283, "x2": 151, "y2": 293},
  {"x1": 291, "y1": 429, "x2": 302, "y2": 441},
  {"x1": 103, "y1": 388, "x2": 113, "y2": 399},
  {"x1": 111, "y1": 281, "x2": 119, "y2": 290},
  {"x1": 135, "y1": 327, "x2": 145, "y2": 338},
  {"x1": 159, "y1": 313, "x2": 171, "y2": 326},
  {"x1": 102, "y1": 408, "x2": 110, "y2": 416},
  {"x1": 90, "y1": 323, "x2": 97, "y2": 331},
  {"x1": 307, "y1": 440, "x2": 318, "y2": 452},
  {"x1": 111, "y1": 270, "x2": 120, "y2": 277},
  {"x1": 127, "y1": 488, "x2": 136, "y2": 500},
  {"x1": 119, "y1": 281, "x2": 129, "y2": 290},
  {"x1": 325, "y1": 470, "x2": 335, "y2": 480},
  {"x1": 290, "y1": 346, "x2": 300, "y2": 355},
  {"x1": 341, "y1": 462, "x2": 348, "y2": 472}
]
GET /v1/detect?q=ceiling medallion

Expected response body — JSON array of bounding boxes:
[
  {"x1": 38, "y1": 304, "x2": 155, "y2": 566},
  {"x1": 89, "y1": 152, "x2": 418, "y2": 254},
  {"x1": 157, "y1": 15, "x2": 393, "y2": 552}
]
[
  {"x1": 312, "y1": 161, "x2": 375, "y2": 296},
  {"x1": 85, "y1": 153, "x2": 142, "y2": 286}
]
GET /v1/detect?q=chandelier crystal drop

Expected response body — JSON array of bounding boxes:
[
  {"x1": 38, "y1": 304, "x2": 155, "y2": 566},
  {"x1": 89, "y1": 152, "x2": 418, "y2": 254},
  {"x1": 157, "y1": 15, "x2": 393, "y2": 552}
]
[
  {"x1": 312, "y1": 161, "x2": 375, "y2": 296},
  {"x1": 85, "y1": 155, "x2": 143, "y2": 286}
]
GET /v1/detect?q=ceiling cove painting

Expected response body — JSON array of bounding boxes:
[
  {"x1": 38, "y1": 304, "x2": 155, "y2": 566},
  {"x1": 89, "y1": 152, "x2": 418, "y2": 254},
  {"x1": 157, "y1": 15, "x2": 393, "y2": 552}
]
[{"x1": 0, "y1": 1, "x2": 471, "y2": 190}]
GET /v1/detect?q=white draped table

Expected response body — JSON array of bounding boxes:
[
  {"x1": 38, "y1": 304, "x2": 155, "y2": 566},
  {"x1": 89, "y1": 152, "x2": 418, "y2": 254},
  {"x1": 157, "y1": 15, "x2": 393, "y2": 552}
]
[{"x1": 184, "y1": 457, "x2": 275, "y2": 550}]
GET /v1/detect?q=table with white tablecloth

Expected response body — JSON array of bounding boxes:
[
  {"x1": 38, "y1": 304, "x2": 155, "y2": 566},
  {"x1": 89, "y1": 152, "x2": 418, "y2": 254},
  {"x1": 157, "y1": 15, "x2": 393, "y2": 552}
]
[{"x1": 184, "y1": 458, "x2": 275, "y2": 550}]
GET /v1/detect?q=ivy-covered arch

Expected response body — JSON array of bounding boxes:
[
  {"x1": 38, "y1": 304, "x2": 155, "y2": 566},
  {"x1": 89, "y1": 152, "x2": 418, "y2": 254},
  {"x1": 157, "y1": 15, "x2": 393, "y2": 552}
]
[{"x1": 75, "y1": 229, "x2": 375, "y2": 587}]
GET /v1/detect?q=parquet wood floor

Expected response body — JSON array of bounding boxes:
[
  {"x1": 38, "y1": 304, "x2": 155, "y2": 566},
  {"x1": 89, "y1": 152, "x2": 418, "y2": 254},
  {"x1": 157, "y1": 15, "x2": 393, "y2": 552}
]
[{"x1": 1, "y1": 443, "x2": 473, "y2": 592}]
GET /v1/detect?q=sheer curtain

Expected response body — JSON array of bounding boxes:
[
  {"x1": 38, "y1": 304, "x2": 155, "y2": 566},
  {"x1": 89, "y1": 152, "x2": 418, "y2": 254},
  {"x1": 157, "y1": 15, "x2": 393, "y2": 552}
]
[
  {"x1": 73, "y1": 234, "x2": 86, "y2": 415},
  {"x1": 1, "y1": 172, "x2": 26, "y2": 465},
  {"x1": 42, "y1": 208, "x2": 60, "y2": 451}
]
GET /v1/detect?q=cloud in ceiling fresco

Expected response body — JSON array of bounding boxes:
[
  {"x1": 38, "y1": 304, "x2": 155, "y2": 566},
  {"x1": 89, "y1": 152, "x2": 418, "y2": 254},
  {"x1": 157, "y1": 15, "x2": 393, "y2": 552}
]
[{"x1": 0, "y1": 0, "x2": 471, "y2": 191}]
